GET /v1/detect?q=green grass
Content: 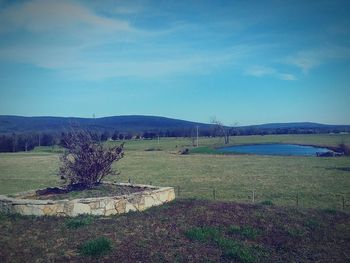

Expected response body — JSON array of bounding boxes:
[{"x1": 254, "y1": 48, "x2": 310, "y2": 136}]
[
  {"x1": 78, "y1": 237, "x2": 112, "y2": 257},
  {"x1": 0, "y1": 199, "x2": 349, "y2": 262},
  {"x1": 1, "y1": 134, "x2": 350, "y2": 210},
  {"x1": 185, "y1": 226, "x2": 221, "y2": 242},
  {"x1": 189, "y1": 146, "x2": 224, "y2": 154},
  {"x1": 65, "y1": 215, "x2": 94, "y2": 229},
  {"x1": 185, "y1": 225, "x2": 264, "y2": 263},
  {"x1": 227, "y1": 225, "x2": 262, "y2": 239}
]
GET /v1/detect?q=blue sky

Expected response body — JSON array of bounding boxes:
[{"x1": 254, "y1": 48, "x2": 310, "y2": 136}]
[{"x1": 0, "y1": 0, "x2": 349, "y2": 125}]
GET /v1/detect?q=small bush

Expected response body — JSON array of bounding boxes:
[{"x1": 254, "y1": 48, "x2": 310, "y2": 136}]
[
  {"x1": 78, "y1": 237, "x2": 112, "y2": 257},
  {"x1": 59, "y1": 130, "x2": 124, "y2": 190},
  {"x1": 65, "y1": 216, "x2": 93, "y2": 229}
]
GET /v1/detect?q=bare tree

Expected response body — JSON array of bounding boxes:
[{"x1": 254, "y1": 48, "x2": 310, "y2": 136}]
[
  {"x1": 211, "y1": 117, "x2": 230, "y2": 144},
  {"x1": 59, "y1": 129, "x2": 124, "y2": 190}
]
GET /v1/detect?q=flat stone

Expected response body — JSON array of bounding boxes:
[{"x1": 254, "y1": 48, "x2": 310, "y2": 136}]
[{"x1": 71, "y1": 202, "x2": 91, "y2": 216}]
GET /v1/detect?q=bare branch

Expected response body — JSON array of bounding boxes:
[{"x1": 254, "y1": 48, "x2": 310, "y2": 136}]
[{"x1": 58, "y1": 129, "x2": 124, "y2": 190}]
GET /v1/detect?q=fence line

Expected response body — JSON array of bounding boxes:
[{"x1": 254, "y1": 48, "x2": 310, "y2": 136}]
[{"x1": 174, "y1": 185, "x2": 349, "y2": 210}]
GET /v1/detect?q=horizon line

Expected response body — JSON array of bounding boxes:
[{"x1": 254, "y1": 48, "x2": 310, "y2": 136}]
[{"x1": 0, "y1": 114, "x2": 349, "y2": 127}]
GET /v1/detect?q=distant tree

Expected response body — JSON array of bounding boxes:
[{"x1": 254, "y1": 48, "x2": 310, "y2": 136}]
[
  {"x1": 41, "y1": 133, "x2": 54, "y2": 146},
  {"x1": 0, "y1": 135, "x2": 13, "y2": 152},
  {"x1": 211, "y1": 118, "x2": 230, "y2": 144},
  {"x1": 143, "y1": 131, "x2": 157, "y2": 139},
  {"x1": 111, "y1": 130, "x2": 119, "y2": 140},
  {"x1": 100, "y1": 131, "x2": 110, "y2": 141},
  {"x1": 118, "y1": 133, "x2": 124, "y2": 140},
  {"x1": 12, "y1": 133, "x2": 17, "y2": 152},
  {"x1": 59, "y1": 130, "x2": 124, "y2": 190},
  {"x1": 124, "y1": 133, "x2": 132, "y2": 140}
]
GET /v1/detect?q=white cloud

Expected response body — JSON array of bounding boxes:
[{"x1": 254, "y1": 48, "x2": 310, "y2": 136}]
[
  {"x1": 0, "y1": 1, "x2": 278, "y2": 80},
  {"x1": 245, "y1": 66, "x2": 296, "y2": 81},
  {"x1": 0, "y1": 0, "x2": 132, "y2": 34},
  {"x1": 278, "y1": 73, "x2": 297, "y2": 81},
  {"x1": 245, "y1": 66, "x2": 276, "y2": 77}
]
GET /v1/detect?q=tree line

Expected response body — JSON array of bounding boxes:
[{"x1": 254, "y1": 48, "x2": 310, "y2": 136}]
[{"x1": 0, "y1": 126, "x2": 348, "y2": 152}]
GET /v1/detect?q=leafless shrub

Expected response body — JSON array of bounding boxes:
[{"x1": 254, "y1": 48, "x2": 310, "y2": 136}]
[{"x1": 59, "y1": 130, "x2": 124, "y2": 190}]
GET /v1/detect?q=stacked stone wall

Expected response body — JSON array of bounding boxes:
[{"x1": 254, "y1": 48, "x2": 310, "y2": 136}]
[{"x1": 0, "y1": 182, "x2": 175, "y2": 217}]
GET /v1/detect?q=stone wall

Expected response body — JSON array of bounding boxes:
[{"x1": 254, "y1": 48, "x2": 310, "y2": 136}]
[{"x1": 0, "y1": 182, "x2": 175, "y2": 217}]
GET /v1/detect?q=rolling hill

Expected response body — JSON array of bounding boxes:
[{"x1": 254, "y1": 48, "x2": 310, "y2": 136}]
[
  {"x1": 0, "y1": 115, "x2": 349, "y2": 135},
  {"x1": 0, "y1": 115, "x2": 212, "y2": 134}
]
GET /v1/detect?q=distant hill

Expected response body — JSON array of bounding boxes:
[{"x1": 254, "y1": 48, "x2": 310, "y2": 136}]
[
  {"x1": 0, "y1": 115, "x2": 349, "y2": 135},
  {"x1": 246, "y1": 122, "x2": 349, "y2": 129},
  {"x1": 0, "y1": 115, "x2": 212, "y2": 134}
]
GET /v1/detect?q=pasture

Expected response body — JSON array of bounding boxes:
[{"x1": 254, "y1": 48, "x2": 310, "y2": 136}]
[
  {"x1": 1, "y1": 134, "x2": 350, "y2": 262},
  {"x1": 1, "y1": 134, "x2": 349, "y2": 210}
]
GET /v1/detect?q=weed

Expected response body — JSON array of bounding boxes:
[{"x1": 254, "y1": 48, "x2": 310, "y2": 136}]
[
  {"x1": 228, "y1": 225, "x2": 262, "y2": 239},
  {"x1": 185, "y1": 226, "x2": 221, "y2": 242},
  {"x1": 65, "y1": 215, "x2": 93, "y2": 229},
  {"x1": 78, "y1": 237, "x2": 112, "y2": 257}
]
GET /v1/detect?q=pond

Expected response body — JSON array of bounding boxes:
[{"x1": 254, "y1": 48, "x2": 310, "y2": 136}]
[{"x1": 217, "y1": 144, "x2": 333, "y2": 156}]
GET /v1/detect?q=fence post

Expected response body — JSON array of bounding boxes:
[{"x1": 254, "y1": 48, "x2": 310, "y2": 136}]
[
  {"x1": 213, "y1": 188, "x2": 216, "y2": 200},
  {"x1": 252, "y1": 190, "x2": 255, "y2": 203},
  {"x1": 342, "y1": 195, "x2": 345, "y2": 210},
  {"x1": 128, "y1": 178, "x2": 131, "y2": 184}
]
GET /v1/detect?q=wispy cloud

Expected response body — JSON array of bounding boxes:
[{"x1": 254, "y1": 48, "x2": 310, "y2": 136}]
[
  {"x1": 0, "y1": 0, "x2": 258, "y2": 81},
  {"x1": 245, "y1": 66, "x2": 296, "y2": 81},
  {"x1": 0, "y1": 43, "x2": 250, "y2": 79},
  {"x1": 284, "y1": 46, "x2": 350, "y2": 73},
  {"x1": 0, "y1": 0, "x2": 132, "y2": 33},
  {"x1": 278, "y1": 73, "x2": 297, "y2": 81},
  {"x1": 245, "y1": 66, "x2": 275, "y2": 77}
]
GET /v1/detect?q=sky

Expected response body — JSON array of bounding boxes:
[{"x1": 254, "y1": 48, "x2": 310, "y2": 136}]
[{"x1": 0, "y1": 0, "x2": 349, "y2": 125}]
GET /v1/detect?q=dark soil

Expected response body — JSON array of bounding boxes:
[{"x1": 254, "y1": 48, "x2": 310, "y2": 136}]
[
  {"x1": 29, "y1": 184, "x2": 146, "y2": 200},
  {"x1": 0, "y1": 199, "x2": 349, "y2": 262}
]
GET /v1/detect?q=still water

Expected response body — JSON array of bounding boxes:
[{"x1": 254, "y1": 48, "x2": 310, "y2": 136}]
[{"x1": 217, "y1": 144, "x2": 332, "y2": 156}]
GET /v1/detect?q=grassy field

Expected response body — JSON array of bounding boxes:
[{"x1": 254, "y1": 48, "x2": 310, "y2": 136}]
[
  {"x1": 1, "y1": 134, "x2": 350, "y2": 262},
  {"x1": 0, "y1": 134, "x2": 350, "y2": 210},
  {"x1": 1, "y1": 199, "x2": 349, "y2": 262}
]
